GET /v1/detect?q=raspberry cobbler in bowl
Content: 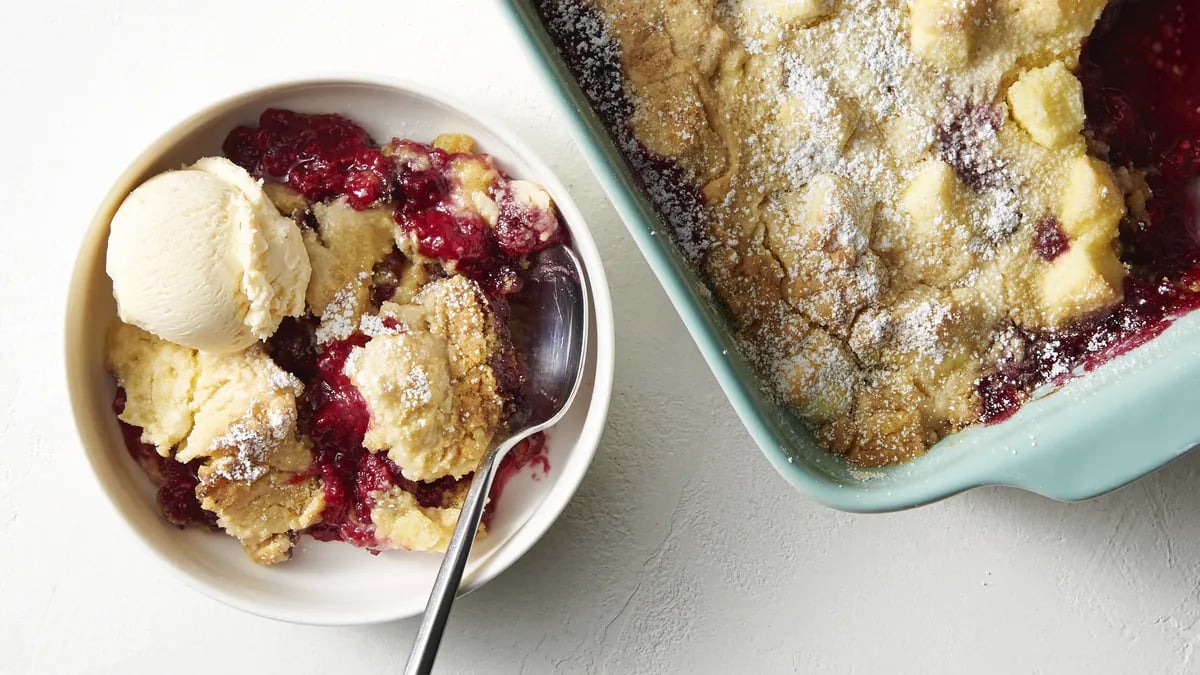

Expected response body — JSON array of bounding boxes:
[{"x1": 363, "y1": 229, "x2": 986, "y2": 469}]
[
  {"x1": 103, "y1": 109, "x2": 573, "y2": 565},
  {"x1": 538, "y1": 0, "x2": 1200, "y2": 466},
  {"x1": 69, "y1": 81, "x2": 613, "y2": 622}
]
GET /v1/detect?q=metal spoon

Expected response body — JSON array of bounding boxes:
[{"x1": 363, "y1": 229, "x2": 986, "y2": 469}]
[{"x1": 405, "y1": 245, "x2": 589, "y2": 675}]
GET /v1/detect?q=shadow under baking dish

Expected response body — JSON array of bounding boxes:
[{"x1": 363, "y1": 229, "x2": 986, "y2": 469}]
[{"x1": 502, "y1": 0, "x2": 1200, "y2": 512}]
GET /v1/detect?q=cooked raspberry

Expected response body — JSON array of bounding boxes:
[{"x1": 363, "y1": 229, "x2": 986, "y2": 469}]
[
  {"x1": 1033, "y1": 216, "x2": 1070, "y2": 262},
  {"x1": 398, "y1": 209, "x2": 496, "y2": 272},
  {"x1": 222, "y1": 109, "x2": 392, "y2": 209}
]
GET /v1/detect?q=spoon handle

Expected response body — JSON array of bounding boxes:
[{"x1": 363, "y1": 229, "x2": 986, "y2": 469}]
[{"x1": 404, "y1": 436, "x2": 519, "y2": 675}]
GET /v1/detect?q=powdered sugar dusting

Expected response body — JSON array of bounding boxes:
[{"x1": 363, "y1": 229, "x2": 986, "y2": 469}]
[
  {"x1": 359, "y1": 313, "x2": 399, "y2": 338},
  {"x1": 267, "y1": 366, "x2": 301, "y2": 394},
  {"x1": 898, "y1": 300, "x2": 953, "y2": 364},
  {"x1": 209, "y1": 404, "x2": 296, "y2": 482},
  {"x1": 542, "y1": 0, "x2": 1117, "y2": 462},
  {"x1": 400, "y1": 364, "x2": 433, "y2": 409},
  {"x1": 315, "y1": 282, "x2": 359, "y2": 345}
]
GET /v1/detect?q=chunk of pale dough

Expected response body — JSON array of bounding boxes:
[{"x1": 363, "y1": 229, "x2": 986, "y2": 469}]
[
  {"x1": 347, "y1": 276, "x2": 507, "y2": 481},
  {"x1": 369, "y1": 486, "x2": 481, "y2": 552},
  {"x1": 105, "y1": 322, "x2": 198, "y2": 456},
  {"x1": 1058, "y1": 155, "x2": 1125, "y2": 241},
  {"x1": 1038, "y1": 239, "x2": 1124, "y2": 327},
  {"x1": 771, "y1": 325, "x2": 858, "y2": 424},
  {"x1": 910, "y1": 0, "x2": 977, "y2": 68},
  {"x1": 177, "y1": 347, "x2": 304, "y2": 464},
  {"x1": 901, "y1": 159, "x2": 962, "y2": 244},
  {"x1": 747, "y1": 0, "x2": 833, "y2": 25},
  {"x1": 344, "y1": 331, "x2": 457, "y2": 479},
  {"x1": 197, "y1": 468, "x2": 324, "y2": 565},
  {"x1": 105, "y1": 321, "x2": 320, "y2": 565},
  {"x1": 431, "y1": 133, "x2": 476, "y2": 154},
  {"x1": 302, "y1": 198, "x2": 396, "y2": 317},
  {"x1": 1008, "y1": 62, "x2": 1085, "y2": 149}
]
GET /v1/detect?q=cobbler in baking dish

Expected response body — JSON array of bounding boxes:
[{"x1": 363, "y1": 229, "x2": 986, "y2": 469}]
[{"x1": 540, "y1": 0, "x2": 1200, "y2": 465}]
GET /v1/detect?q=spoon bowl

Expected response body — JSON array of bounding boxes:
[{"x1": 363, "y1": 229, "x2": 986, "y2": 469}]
[{"x1": 406, "y1": 245, "x2": 589, "y2": 674}]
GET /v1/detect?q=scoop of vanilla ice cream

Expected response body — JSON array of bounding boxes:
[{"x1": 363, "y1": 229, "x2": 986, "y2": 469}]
[{"x1": 107, "y1": 157, "x2": 311, "y2": 352}]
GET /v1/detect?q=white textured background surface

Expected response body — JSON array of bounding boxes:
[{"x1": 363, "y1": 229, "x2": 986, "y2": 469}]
[{"x1": 3, "y1": 1, "x2": 1200, "y2": 673}]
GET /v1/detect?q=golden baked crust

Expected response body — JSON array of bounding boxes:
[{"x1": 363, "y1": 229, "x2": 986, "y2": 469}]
[
  {"x1": 289, "y1": 194, "x2": 396, "y2": 321},
  {"x1": 107, "y1": 324, "x2": 323, "y2": 563},
  {"x1": 553, "y1": 0, "x2": 1126, "y2": 464},
  {"x1": 369, "y1": 481, "x2": 487, "y2": 552},
  {"x1": 106, "y1": 323, "x2": 197, "y2": 455},
  {"x1": 349, "y1": 275, "x2": 508, "y2": 481}
]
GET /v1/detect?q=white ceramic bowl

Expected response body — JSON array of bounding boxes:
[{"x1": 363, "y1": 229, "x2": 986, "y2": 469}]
[{"x1": 65, "y1": 77, "x2": 615, "y2": 625}]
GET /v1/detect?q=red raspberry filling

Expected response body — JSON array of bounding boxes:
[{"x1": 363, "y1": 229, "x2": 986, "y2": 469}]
[
  {"x1": 492, "y1": 181, "x2": 566, "y2": 259},
  {"x1": 488, "y1": 432, "x2": 550, "y2": 525},
  {"x1": 224, "y1": 109, "x2": 391, "y2": 210},
  {"x1": 391, "y1": 141, "x2": 566, "y2": 290},
  {"x1": 1032, "y1": 216, "x2": 1070, "y2": 262},
  {"x1": 397, "y1": 208, "x2": 499, "y2": 277},
  {"x1": 226, "y1": 111, "x2": 567, "y2": 293}
]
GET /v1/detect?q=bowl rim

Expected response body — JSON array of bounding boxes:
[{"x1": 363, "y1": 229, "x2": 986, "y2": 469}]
[
  {"x1": 501, "y1": 0, "x2": 1200, "y2": 512},
  {"x1": 64, "y1": 73, "x2": 616, "y2": 624}
]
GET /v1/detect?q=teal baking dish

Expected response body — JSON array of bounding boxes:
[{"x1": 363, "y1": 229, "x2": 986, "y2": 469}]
[{"x1": 501, "y1": 1, "x2": 1200, "y2": 512}]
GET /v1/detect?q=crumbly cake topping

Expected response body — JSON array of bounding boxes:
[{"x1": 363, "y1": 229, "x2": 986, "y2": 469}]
[
  {"x1": 299, "y1": 196, "x2": 396, "y2": 319},
  {"x1": 369, "y1": 483, "x2": 483, "y2": 552},
  {"x1": 313, "y1": 273, "x2": 371, "y2": 345},
  {"x1": 544, "y1": 0, "x2": 1123, "y2": 464},
  {"x1": 207, "y1": 402, "x2": 296, "y2": 483},
  {"x1": 107, "y1": 323, "x2": 321, "y2": 563},
  {"x1": 349, "y1": 275, "x2": 509, "y2": 481},
  {"x1": 196, "y1": 468, "x2": 324, "y2": 565},
  {"x1": 107, "y1": 273, "x2": 510, "y2": 560}
]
